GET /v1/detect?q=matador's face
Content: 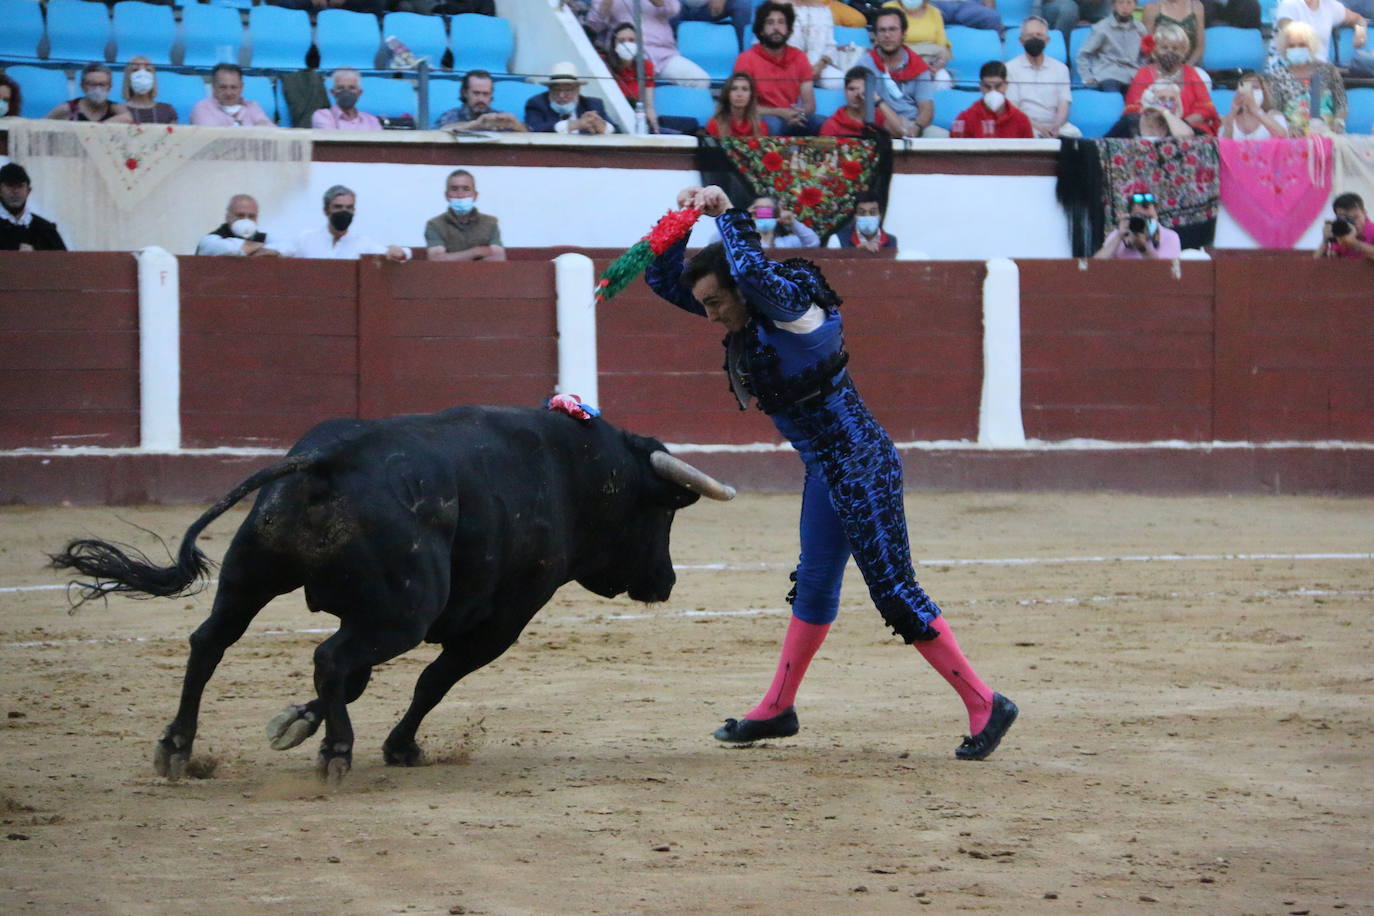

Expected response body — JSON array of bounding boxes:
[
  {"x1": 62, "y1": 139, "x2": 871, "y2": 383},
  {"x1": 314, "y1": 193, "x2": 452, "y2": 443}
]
[{"x1": 691, "y1": 273, "x2": 749, "y2": 334}]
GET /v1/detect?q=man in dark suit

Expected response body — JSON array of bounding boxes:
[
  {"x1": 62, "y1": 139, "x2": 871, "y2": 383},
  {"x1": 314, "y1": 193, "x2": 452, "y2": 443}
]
[
  {"x1": 0, "y1": 162, "x2": 66, "y2": 251},
  {"x1": 524, "y1": 61, "x2": 618, "y2": 134}
]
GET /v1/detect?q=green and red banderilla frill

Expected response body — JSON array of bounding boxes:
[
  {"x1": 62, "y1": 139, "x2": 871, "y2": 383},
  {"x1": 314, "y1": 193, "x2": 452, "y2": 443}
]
[{"x1": 594, "y1": 207, "x2": 702, "y2": 305}]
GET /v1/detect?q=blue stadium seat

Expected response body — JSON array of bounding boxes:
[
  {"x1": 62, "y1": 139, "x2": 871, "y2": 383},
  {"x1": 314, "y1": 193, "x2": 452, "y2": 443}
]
[
  {"x1": 0, "y1": 0, "x2": 45, "y2": 61},
  {"x1": 812, "y1": 87, "x2": 844, "y2": 118},
  {"x1": 242, "y1": 73, "x2": 278, "y2": 122},
  {"x1": 360, "y1": 75, "x2": 418, "y2": 120},
  {"x1": 1209, "y1": 87, "x2": 1235, "y2": 116},
  {"x1": 1044, "y1": 31, "x2": 1069, "y2": 64},
  {"x1": 450, "y1": 13, "x2": 513, "y2": 73},
  {"x1": 653, "y1": 84, "x2": 715, "y2": 123},
  {"x1": 181, "y1": 4, "x2": 245, "y2": 68},
  {"x1": 833, "y1": 26, "x2": 870, "y2": 49},
  {"x1": 1333, "y1": 27, "x2": 1358, "y2": 67},
  {"x1": 1069, "y1": 87, "x2": 1124, "y2": 138},
  {"x1": 113, "y1": 1, "x2": 176, "y2": 65},
  {"x1": 1346, "y1": 89, "x2": 1374, "y2": 134},
  {"x1": 932, "y1": 87, "x2": 977, "y2": 129},
  {"x1": 492, "y1": 79, "x2": 543, "y2": 117},
  {"x1": 998, "y1": 0, "x2": 1036, "y2": 30},
  {"x1": 1068, "y1": 25, "x2": 1092, "y2": 80},
  {"x1": 45, "y1": 0, "x2": 113, "y2": 63},
  {"x1": 1201, "y1": 26, "x2": 1265, "y2": 72},
  {"x1": 677, "y1": 21, "x2": 741, "y2": 81},
  {"x1": 4, "y1": 65, "x2": 69, "y2": 118},
  {"x1": 155, "y1": 71, "x2": 208, "y2": 122},
  {"x1": 381, "y1": 12, "x2": 449, "y2": 69},
  {"x1": 316, "y1": 9, "x2": 383, "y2": 72},
  {"x1": 946, "y1": 26, "x2": 1005, "y2": 85},
  {"x1": 246, "y1": 5, "x2": 312, "y2": 70}
]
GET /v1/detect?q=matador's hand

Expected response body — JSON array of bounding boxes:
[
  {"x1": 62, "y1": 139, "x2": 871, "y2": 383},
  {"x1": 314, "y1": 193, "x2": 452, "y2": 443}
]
[
  {"x1": 693, "y1": 185, "x2": 731, "y2": 217},
  {"x1": 676, "y1": 186, "x2": 703, "y2": 209}
]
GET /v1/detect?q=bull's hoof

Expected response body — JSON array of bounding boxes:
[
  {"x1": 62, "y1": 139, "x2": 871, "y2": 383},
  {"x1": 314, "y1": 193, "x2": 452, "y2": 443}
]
[
  {"x1": 316, "y1": 742, "x2": 352, "y2": 783},
  {"x1": 382, "y1": 738, "x2": 424, "y2": 767},
  {"x1": 154, "y1": 737, "x2": 189, "y2": 781},
  {"x1": 266, "y1": 704, "x2": 320, "y2": 751}
]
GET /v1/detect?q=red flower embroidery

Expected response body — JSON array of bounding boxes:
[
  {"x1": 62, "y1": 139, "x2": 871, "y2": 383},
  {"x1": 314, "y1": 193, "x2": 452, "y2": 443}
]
[
  {"x1": 125, "y1": 158, "x2": 139, "y2": 171},
  {"x1": 762, "y1": 150, "x2": 784, "y2": 171},
  {"x1": 772, "y1": 174, "x2": 792, "y2": 191},
  {"x1": 798, "y1": 186, "x2": 823, "y2": 208},
  {"x1": 746, "y1": 138, "x2": 760, "y2": 149},
  {"x1": 840, "y1": 159, "x2": 863, "y2": 180}
]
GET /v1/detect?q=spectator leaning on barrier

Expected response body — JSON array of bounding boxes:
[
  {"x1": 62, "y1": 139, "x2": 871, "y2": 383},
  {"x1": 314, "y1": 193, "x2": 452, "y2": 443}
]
[
  {"x1": 857, "y1": 7, "x2": 937, "y2": 138},
  {"x1": 951, "y1": 61, "x2": 1036, "y2": 137},
  {"x1": 46, "y1": 63, "x2": 127, "y2": 123},
  {"x1": 1076, "y1": 0, "x2": 1148, "y2": 95},
  {"x1": 293, "y1": 184, "x2": 410, "y2": 261},
  {"x1": 0, "y1": 162, "x2": 67, "y2": 252},
  {"x1": 424, "y1": 169, "x2": 505, "y2": 262},
  {"x1": 434, "y1": 70, "x2": 527, "y2": 133},
  {"x1": 733, "y1": 1, "x2": 824, "y2": 136},
  {"x1": 311, "y1": 69, "x2": 382, "y2": 131},
  {"x1": 0, "y1": 73, "x2": 22, "y2": 119},
  {"x1": 192, "y1": 64, "x2": 276, "y2": 128},
  {"x1": 1094, "y1": 189, "x2": 1182, "y2": 259},
  {"x1": 830, "y1": 190, "x2": 899, "y2": 251},
  {"x1": 525, "y1": 62, "x2": 618, "y2": 134},
  {"x1": 1315, "y1": 192, "x2": 1374, "y2": 260},
  {"x1": 1006, "y1": 16, "x2": 1080, "y2": 138},
  {"x1": 196, "y1": 194, "x2": 286, "y2": 257},
  {"x1": 116, "y1": 57, "x2": 177, "y2": 125}
]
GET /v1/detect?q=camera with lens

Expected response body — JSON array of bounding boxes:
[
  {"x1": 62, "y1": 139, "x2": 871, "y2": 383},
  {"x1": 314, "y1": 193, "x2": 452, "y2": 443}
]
[
  {"x1": 1128, "y1": 214, "x2": 1149, "y2": 234},
  {"x1": 1331, "y1": 216, "x2": 1354, "y2": 238}
]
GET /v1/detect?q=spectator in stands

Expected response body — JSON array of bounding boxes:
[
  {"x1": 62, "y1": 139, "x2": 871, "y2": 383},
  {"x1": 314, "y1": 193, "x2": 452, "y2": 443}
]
[
  {"x1": 46, "y1": 63, "x2": 127, "y2": 123},
  {"x1": 1120, "y1": 23, "x2": 1219, "y2": 134},
  {"x1": 311, "y1": 69, "x2": 382, "y2": 131},
  {"x1": 1095, "y1": 189, "x2": 1182, "y2": 258},
  {"x1": 1142, "y1": 0, "x2": 1207, "y2": 73},
  {"x1": 293, "y1": 185, "x2": 410, "y2": 260},
  {"x1": 587, "y1": 0, "x2": 711, "y2": 88},
  {"x1": 821, "y1": 67, "x2": 896, "y2": 135},
  {"x1": 191, "y1": 64, "x2": 276, "y2": 128},
  {"x1": 950, "y1": 61, "x2": 1036, "y2": 137},
  {"x1": 423, "y1": 169, "x2": 505, "y2": 262},
  {"x1": 434, "y1": 70, "x2": 527, "y2": 132},
  {"x1": 829, "y1": 0, "x2": 872, "y2": 27},
  {"x1": 733, "y1": 1, "x2": 824, "y2": 136},
  {"x1": 858, "y1": 7, "x2": 938, "y2": 137},
  {"x1": 0, "y1": 163, "x2": 67, "y2": 251},
  {"x1": 525, "y1": 62, "x2": 618, "y2": 134},
  {"x1": 885, "y1": 0, "x2": 1001, "y2": 34},
  {"x1": 1076, "y1": 0, "x2": 1148, "y2": 94},
  {"x1": 880, "y1": 1, "x2": 953, "y2": 80},
  {"x1": 1219, "y1": 71, "x2": 1290, "y2": 138},
  {"x1": 706, "y1": 72, "x2": 770, "y2": 136},
  {"x1": 1267, "y1": 21, "x2": 1348, "y2": 135},
  {"x1": 196, "y1": 194, "x2": 286, "y2": 257},
  {"x1": 749, "y1": 195, "x2": 821, "y2": 248},
  {"x1": 674, "y1": 0, "x2": 754, "y2": 47},
  {"x1": 1135, "y1": 79, "x2": 1199, "y2": 134},
  {"x1": 0, "y1": 73, "x2": 22, "y2": 119},
  {"x1": 1006, "y1": 17, "x2": 1079, "y2": 137},
  {"x1": 114, "y1": 57, "x2": 177, "y2": 125},
  {"x1": 266, "y1": 0, "x2": 386, "y2": 15},
  {"x1": 830, "y1": 190, "x2": 899, "y2": 251},
  {"x1": 1273, "y1": 0, "x2": 1368, "y2": 68},
  {"x1": 785, "y1": 0, "x2": 848, "y2": 91},
  {"x1": 603, "y1": 22, "x2": 699, "y2": 133},
  {"x1": 1315, "y1": 192, "x2": 1374, "y2": 260}
]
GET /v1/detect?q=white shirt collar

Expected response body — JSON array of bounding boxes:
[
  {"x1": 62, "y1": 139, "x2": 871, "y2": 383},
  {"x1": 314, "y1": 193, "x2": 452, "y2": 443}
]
[{"x1": 1, "y1": 205, "x2": 32, "y2": 228}]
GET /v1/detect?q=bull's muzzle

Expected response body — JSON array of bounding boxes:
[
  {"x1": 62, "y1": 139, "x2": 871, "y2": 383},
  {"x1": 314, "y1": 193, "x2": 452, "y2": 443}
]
[{"x1": 650, "y1": 451, "x2": 736, "y2": 501}]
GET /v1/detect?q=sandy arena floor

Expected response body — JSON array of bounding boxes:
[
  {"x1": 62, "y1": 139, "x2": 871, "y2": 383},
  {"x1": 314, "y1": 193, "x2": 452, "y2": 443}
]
[{"x1": 0, "y1": 492, "x2": 1371, "y2": 915}]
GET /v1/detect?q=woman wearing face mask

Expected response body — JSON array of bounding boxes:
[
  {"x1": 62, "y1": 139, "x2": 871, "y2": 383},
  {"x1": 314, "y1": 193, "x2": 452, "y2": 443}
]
[
  {"x1": 46, "y1": 62, "x2": 127, "y2": 123},
  {"x1": 748, "y1": 195, "x2": 820, "y2": 248},
  {"x1": 1136, "y1": 79, "x2": 1197, "y2": 136},
  {"x1": 0, "y1": 74, "x2": 20, "y2": 119},
  {"x1": 706, "y1": 72, "x2": 769, "y2": 137},
  {"x1": 115, "y1": 57, "x2": 178, "y2": 125},
  {"x1": 1121, "y1": 23, "x2": 1219, "y2": 134},
  {"x1": 1143, "y1": 0, "x2": 1207, "y2": 72},
  {"x1": 1266, "y1": 21, "x2": 1347, "y2": 135},
  {"x1": 1219, "y1": 71, "x2": 1290, "y2": 138}
]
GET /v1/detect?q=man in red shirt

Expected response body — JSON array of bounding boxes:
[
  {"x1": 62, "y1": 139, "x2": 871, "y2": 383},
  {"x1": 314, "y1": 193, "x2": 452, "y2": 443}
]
[
  {"x1": 950, "y1": 61, "x2": 1035, "y2": 139},
  {"x1": 820, "y1": 67, "x2": 895, "y2": 138},
  {"x1": 732, "y1": 0, "x2": 823, "y2": 136}
]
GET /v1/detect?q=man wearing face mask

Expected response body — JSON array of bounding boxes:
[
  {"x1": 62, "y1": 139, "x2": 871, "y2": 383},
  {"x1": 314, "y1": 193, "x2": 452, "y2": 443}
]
[
  {"x1": 524, "y1": 62, "x2": 618, "y2": 134},
  {"x1": 1005, "y1": 16, "x2": 1079, "y2": 138},
  {"x1": 951, "y1": 61, "x2": 1035, "y2": 137},
  {"x1": 196, "y1": 194, "x2": 286, "y2": 257},
  {"x1": 423, "y1": 170, "x2": 505, "y2": 262},
  {"x1": 829, "y1": 191, "x2": 899, "y2": 251},
  {"x1": 190, "y1": 64, "x2": 276, "y2": 128},
  {"x1": 45, "y1": 63, "x2": 128, "y2": 123},
  {"x1": 292, "y1": 185, "x2": 410, "y2": 261},
  {"x1": 311, "y1": 69, "x2": 382, "y2": 131},
  {"x1": 1094, "y1": 190, "x2": 1182, "y2": 259},
  {"x1": 0, "y1": 163, "x2": 67, "y2": 251}
]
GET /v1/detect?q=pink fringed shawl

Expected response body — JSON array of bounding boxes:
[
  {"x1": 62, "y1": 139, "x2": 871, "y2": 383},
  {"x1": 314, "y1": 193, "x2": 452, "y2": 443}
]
[{"x1": 1219, "y1": 137, "x2": 1333, "y2": 249}]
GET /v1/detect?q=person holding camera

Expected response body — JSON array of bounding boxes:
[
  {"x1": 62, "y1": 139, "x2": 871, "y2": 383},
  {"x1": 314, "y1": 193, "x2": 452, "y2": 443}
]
[
  {"x1": 1314, "y1": 193, "x2": 1374, "y2": 260},
  {"x1": 1094, "y1": 189, "x2": 1182, "y2": 259}
]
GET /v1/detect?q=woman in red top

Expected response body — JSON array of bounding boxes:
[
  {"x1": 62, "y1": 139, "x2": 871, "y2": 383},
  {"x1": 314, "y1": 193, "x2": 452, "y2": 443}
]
[
  {"x1": 1122, "y1": 23, "x2": 1220, "y2": 136},
  {"x1": 604, "y1": 22, "x2": 662, "y2": 132},
  {"x1": 706, "y1": 72, "x2": 770, "y2": 138}
]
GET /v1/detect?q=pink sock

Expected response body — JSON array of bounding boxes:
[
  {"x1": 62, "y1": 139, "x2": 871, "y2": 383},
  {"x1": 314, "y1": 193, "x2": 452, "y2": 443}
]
[
  {"x1": 915, "y1": 616, "x2": 995, "y2": 734},
  {"x1": 746, "y1": 617, "x2": 831, "y2": 721}
]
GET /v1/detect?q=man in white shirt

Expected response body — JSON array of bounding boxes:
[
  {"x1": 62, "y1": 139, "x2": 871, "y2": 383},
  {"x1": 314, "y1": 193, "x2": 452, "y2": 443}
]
[
  {"x1": 196, "y1": 194, "x2": 287, "y2": 257},
  {"x1": 292, "y1": 185, "x2": 410, "y2": 261},
  {"x1": 1004, "y1": 16, "x2": 1080, "y2": 138},
  {"x1": 1273, "y1": 0, "x2": 1368, "y2": 64}
]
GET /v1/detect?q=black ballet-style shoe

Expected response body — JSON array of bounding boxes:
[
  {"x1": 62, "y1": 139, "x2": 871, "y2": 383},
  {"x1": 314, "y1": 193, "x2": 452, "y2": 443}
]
[
  {"x1": 955, "y1": 693, "x2": 1018, "y2": 761},
  {"x1": 712, "y1": 708, "x2": 800, "y2": 743}
]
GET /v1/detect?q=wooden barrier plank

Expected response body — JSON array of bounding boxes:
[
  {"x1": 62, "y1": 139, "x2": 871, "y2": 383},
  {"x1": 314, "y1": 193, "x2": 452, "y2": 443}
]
[
  {"x1": 1023, "y1": 368, "x2": 1211, "y2": 407},
  {"x1": 180, "y1": 257, "x2": 356, "y2": 298},
  {"x1": 1022, "y1": 332, "x2": 1213, "y2": 370},
  {"x1": 0, "y1": 330, "x2": 138, "y2": 371},
  {"x1": 380, "y1": 261, "x2": 555, "y2": 300},
  {"x1": 385, "y1": 338, "x2": 557, "y2": 377},
  {"x1": 0, "y1": 252, "x2": 137, "y2": 291},
  {"x1": 182, "y1": 372, "x2": 357, "y2": 413},
  {"x1": 376, "y1": 375, "x2": 558, "y2": 414},
  {"x1": 0, "y1": 296, "x2": 138, "y2": 332},
  {"x1": 0, "y1": 410, "x2": 139, "y2": 449},
  {"x1": 0, "y1": 370, "x2": 138, "y2": 410},
  {"x1": 181, "y1": 333, "x2": 357, "y2": 373},
  {"x1": 181, "y1": 296, "x2": 359, "y2": 336},
  {"x1": 181, "y1": 411, "x2": 342, "y2": 448},
  {"x1": 1026, "y1": 406, "x2": 1211, "y2": 440},
  {"x1": 387, "y1": 300, "x2": 557, "y2": 338}
]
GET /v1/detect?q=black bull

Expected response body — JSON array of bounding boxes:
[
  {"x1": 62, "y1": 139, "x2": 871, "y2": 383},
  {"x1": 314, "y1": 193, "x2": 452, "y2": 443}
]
[{"x1": 51, "y1": 406, "x2": 734, "y2": 781}]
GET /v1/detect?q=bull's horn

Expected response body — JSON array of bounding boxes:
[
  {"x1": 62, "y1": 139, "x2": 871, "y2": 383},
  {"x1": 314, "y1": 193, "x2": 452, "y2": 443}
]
[{"x1": 650, "y1": 451, "x2": 736, "y2": 501}]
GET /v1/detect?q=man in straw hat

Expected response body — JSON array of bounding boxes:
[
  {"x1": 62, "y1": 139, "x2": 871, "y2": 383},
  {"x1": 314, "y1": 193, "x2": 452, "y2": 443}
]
[{"x1": 524, "y1": 61, "x2": 619, "y2": 134}]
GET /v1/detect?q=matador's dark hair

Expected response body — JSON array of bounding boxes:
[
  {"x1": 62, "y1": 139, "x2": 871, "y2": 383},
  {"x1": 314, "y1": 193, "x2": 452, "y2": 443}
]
[{"x1": 682, "y1": 241, "x2": 734, "y2": 292}]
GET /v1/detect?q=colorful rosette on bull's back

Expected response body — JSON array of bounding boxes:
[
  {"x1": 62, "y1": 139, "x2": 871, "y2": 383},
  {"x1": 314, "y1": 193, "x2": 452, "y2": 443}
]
[{"x1": 593, "y1": 207, "x2": 702, "y2": 305}]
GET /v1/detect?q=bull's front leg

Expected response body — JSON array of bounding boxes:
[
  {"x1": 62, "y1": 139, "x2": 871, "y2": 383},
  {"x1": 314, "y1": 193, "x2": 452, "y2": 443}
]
[{"x1": 265, "y1": 668, "x2": 372, "y2": 751}]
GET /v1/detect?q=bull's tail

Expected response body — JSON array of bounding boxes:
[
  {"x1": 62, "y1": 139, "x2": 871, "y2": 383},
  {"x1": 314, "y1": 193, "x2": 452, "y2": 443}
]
[{"x1": 49, "y1": 451, "x2": 325, "y2": 605}]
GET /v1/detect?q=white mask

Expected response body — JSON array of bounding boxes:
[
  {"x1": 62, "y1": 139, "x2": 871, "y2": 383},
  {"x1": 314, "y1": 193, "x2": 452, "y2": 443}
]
[
  {"x1": 1251, "y1": 88, "x2": 1264, "y2": 105},
  {"x1": 130, "y1": 69, "x2": 155, "y2": 95},
  {"x1": 0, "y1": 99, "x2": 8, "y2": 117},
  {"x1": 221, "y1": 103, "x2": 243, "y2": 116},
  {"x1": 86, "y1": 86, "x2": 109, "y2": 105},
  {"x1": 230, "y1": 218, "x2": 258, "y2": 239},
  {"x1": 983, "y1": 89, "x2": 1006, "y2": 111},
  {"x1": 902, "y1": 0, "x2": 925, "y2": 7},
  {"x1": 550, "y1": 98, "x2": 578, "y2": 116},
  {"x1": 615, "y1": 41, "x2": 639, "y2": 61}
]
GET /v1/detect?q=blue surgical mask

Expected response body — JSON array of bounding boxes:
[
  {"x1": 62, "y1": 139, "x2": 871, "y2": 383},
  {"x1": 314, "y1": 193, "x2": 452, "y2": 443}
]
[
  {"x1": 448, "y1": 197, "x2": 476, "y2": 215},
  {"x1": 754, "y1": 217, "x2": 777, "y2": 233},
  {"x1": 855, "y1": 215, "x2": 881, "y2": 236},
  {"x1": 1285, "y1": 46, "x2": 1311, "y2": 65},
  {"x1": 550, "y1": 99, "x2": 578, "y2": 116},
  {"x1": 1147, "y1": 217, "x2": 1159, "y2": 235}
]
